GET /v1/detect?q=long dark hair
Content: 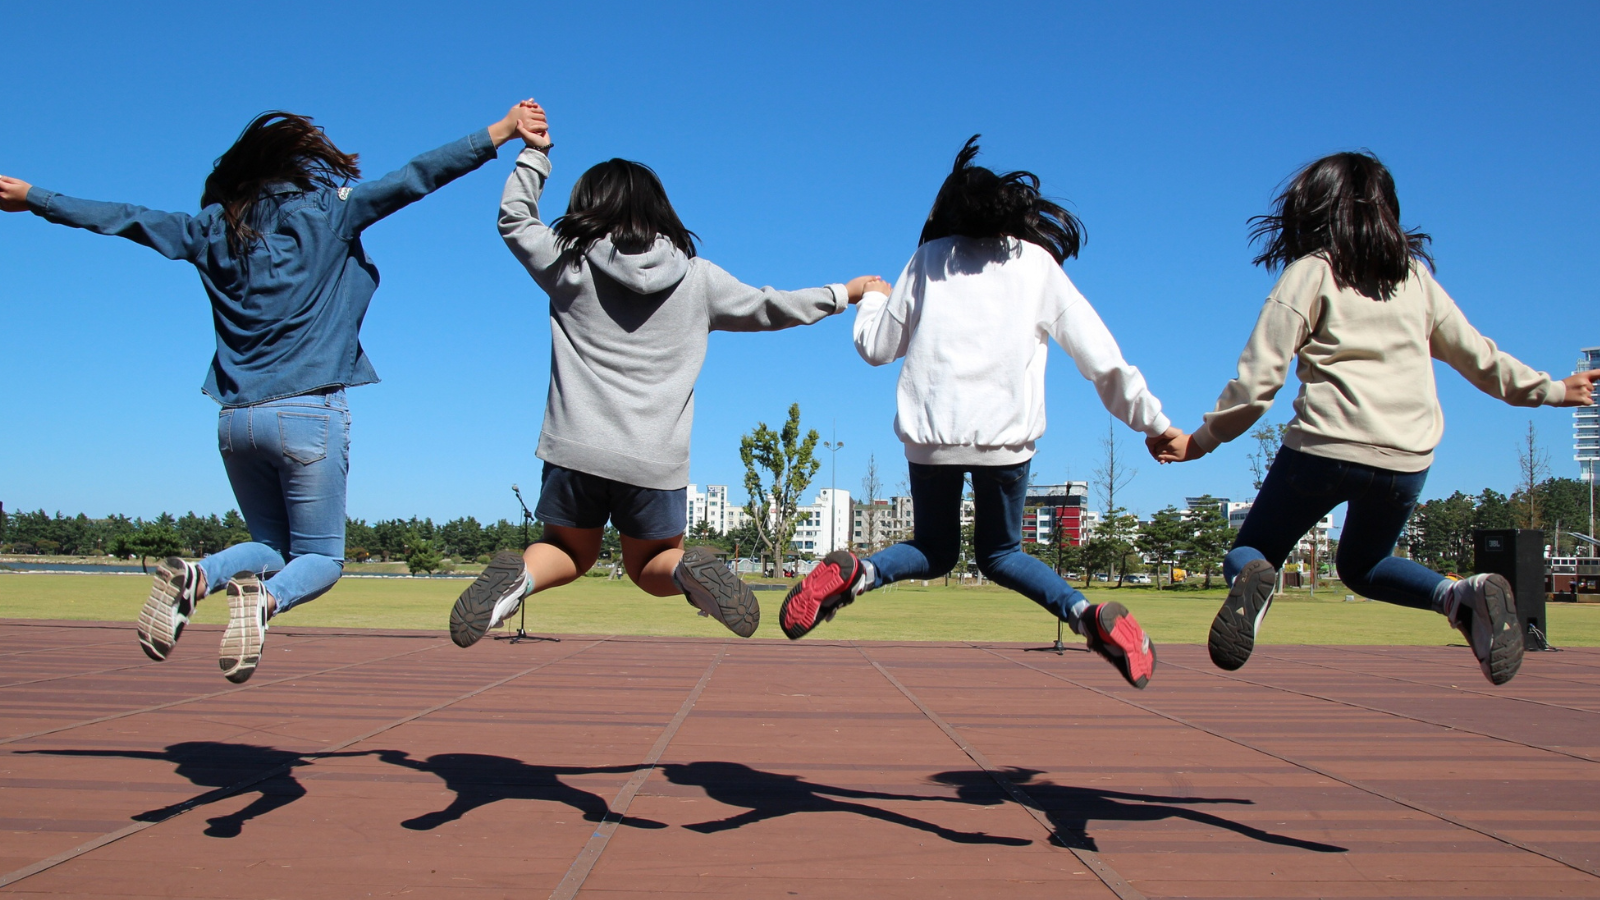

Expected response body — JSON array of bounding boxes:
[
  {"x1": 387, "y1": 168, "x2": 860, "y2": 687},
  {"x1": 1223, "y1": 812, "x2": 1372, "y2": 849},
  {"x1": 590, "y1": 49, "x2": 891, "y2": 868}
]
[
  {"x1": 1249, "y1": 151, "x2": 1433, "y2": 299},
  {"x1": 551, "y1": 159, "x2": 697, "y2": 257},
  {"x1": 918, "y1": 135, "x2": 1083, "y2": 265},
  {"x1": 201, "y1": 112, "x2": 361, "y2": 256}
]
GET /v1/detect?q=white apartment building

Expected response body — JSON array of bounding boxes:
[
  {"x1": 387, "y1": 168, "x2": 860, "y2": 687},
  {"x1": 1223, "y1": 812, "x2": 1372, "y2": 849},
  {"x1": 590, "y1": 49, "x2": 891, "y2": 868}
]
[
  {"x1": 791, "y1": 488, "x2": 853, "y2": 556},
  {"x1": 854, "y1": 496, "x2": 914, "y2": 552},
  {"x1": 686, "y1": 484, "x2": 732, "y2": 534}
]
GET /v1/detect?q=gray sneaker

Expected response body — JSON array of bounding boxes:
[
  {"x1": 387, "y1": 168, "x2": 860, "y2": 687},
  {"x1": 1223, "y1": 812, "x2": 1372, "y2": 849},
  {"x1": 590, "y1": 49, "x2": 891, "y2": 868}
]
[
  {"x1": 138, "y1": 557, "x2": 204, "y2": 661},
  {"x1": 450, "y1": 551, "x2": 532, "y2": 648},
  {"x1": 675, "y1": 547, "x2": 760, "y2": 638},
  {"x1": 1207, "y1": 558, "x2": 1276, "y2": 671},
  {"x1": 1444, "y1": 573, "x2": 1524, "y2": 685},
  {"x1": 219, "y1": 572, "x2": 273, "y2": 684}
]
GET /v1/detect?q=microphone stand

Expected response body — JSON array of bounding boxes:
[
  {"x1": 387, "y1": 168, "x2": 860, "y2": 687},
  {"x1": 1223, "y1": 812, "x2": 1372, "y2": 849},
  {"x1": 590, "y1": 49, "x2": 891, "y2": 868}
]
[{"x1": 495, "y1": 484, "x2": 558, "y2": 644}]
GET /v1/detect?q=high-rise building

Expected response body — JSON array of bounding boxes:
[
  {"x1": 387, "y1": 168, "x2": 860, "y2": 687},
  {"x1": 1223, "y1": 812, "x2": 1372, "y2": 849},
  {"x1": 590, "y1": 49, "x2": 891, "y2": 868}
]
[
  {"x1": 1576, "y1": 346, "x2": 1600, "y2": 486},
  {"x1": 686, "y1": 484, "x2": 732, "y2": 533},
  {"x1": 1022, "y1": 482, "x2": 1090, "y2": 546}
]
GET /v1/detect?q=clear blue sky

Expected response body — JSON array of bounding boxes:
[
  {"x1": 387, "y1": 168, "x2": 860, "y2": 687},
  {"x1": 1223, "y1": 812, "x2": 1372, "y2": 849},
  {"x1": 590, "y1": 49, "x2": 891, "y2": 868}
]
[{"x1": 2, "y1": 1, "x2": 1595, "y2": 527}]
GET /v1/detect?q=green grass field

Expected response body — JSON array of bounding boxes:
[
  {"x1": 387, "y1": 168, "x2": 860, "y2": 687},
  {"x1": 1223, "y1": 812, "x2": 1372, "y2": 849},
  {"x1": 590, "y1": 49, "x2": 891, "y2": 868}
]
[{"x1": 5, "y1": 572, "x2": 1599, "y2": 645}]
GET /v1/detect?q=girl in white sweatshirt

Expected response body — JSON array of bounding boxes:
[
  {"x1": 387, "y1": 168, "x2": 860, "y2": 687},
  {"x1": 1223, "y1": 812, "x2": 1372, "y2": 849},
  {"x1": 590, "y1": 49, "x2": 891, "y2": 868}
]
[
  {"x1": 1155, "y1": 151, "x2": 1599, "y2": 686},
  {"x1": 779, "y1": 137, "x2": 1178, "y2": 689}
]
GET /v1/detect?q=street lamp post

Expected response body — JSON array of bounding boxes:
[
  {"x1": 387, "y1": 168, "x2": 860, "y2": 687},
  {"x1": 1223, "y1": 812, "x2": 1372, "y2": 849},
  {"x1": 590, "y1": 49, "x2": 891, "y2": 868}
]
[{"x1": 823, "y1": 435, "x2": 844, "y2": 555}]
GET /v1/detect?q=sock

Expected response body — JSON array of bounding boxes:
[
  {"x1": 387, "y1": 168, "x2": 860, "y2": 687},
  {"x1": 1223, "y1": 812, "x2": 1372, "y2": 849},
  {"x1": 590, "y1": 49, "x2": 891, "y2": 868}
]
[
  {"x1": 856, "y1": 559, "x2": 878, "y2": 593},
  {"x1": 1431, "y1": 578, "x2": 1457, "y2": 617}
]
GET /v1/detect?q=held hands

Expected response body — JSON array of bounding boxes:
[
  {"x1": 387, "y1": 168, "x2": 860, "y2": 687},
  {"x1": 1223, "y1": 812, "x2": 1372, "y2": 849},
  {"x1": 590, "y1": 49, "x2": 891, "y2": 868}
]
[
  {"x1": 1558, "y1": 369, "x2": 1600, "y2": 407},
  {"x1": 1145, "y1": 426, "x2": 1207, "y2": 464},
  {"x1": 515, "y1": 99, "x2": 552, "y2": 150},
  {"x1": 0, "y1": 176, "x2": 33, "y2": 213},
  {"x1": 845, "y1": 275, "x2": 891, "y2": 304},
  {"x1": 488, "y1": 100, "x2": 550, "y2": 149}
]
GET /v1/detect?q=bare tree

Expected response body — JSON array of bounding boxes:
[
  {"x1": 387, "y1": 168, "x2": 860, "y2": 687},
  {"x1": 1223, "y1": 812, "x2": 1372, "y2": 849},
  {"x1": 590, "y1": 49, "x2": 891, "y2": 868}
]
[
  {"x1": 1516, "y1": 421, "x2": 1549, "y2": 530},
  {"x1": 1247, "y1": 421, "x2": 1292, "y2": 492},
  {"x1": 740, "y1": 403, "x2": 821, "y2": 576},
  {"x1": 1092, "y1": 417, "x2": 1136, "y2": 523},
  {"x1": 859, "y1": 453, "x2": 883, "y2": 553}
]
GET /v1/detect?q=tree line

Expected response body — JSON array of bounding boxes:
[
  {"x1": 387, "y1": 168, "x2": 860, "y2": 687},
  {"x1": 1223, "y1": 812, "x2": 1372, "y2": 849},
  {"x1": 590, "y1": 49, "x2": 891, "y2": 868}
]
[{"x1": 1406, "y1": 477, "x2": 1592, "y2": 573}]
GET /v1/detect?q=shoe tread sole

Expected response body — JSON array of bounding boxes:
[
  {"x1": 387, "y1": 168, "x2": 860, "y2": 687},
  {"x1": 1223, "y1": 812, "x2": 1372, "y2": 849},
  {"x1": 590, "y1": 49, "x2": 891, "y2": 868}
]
[
  {"x1": 219, "y1": 576, "x2": 267, "y2": 684},
  {"x1": 1209, "y1": 560, "x2": 1275, "y2": 671},
  {"x1": 779, "y1": 552, "x2": 857, "y2": 640},
  {"x1": 679, "y1": 548, "x2": 759, "y2": 638},
  {"x1": 137, "y1": 557, "x2": 192, "y2": 662},
  {"x1": 450, "y1": 551, "x2": 526, "y2": 648}
]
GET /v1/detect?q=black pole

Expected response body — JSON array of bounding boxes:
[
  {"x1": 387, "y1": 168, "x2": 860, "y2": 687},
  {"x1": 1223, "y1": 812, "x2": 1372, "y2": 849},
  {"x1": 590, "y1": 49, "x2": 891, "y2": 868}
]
[{"x1": 498, "y1": 484, "x2": 557, "y2": 644}]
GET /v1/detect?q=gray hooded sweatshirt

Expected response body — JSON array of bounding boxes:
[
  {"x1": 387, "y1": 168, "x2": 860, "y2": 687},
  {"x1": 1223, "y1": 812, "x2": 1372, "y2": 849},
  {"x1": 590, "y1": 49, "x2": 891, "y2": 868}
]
[{"x1": 500, "y1": 147, "x2": 848, "y2": 490}]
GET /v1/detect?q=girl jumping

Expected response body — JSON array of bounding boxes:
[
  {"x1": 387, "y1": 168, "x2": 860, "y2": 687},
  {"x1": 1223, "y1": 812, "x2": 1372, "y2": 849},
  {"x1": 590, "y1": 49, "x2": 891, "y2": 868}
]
[
  {"x1": 447, "y1": 103, "x2": 882, "y2": 646},
  {"x1": 0, "y1": 102, "x2": 543, "y2": 682},
  {"x1": 779, "y1": 137, "x2": 1177, "y2": 689},
  {"x1": 1153, "y1": 150, "x2": 1599, "y2": 685}
]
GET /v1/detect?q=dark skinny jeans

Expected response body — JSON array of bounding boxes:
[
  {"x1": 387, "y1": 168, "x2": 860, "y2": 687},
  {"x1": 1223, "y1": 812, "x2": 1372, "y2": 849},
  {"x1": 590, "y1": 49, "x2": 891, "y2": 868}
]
[
  {"x1": 866, "y1": 460, "x2": 1090, "y2": 630},
  {"x1": 1224, "y1": 445, "x2": 1447, "y2": 610}
]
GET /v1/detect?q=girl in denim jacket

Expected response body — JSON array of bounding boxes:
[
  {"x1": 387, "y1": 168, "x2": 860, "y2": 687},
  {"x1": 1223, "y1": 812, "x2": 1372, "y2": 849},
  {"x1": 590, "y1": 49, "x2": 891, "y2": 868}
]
[{"x1": 0, "y1": 102, "x2": 543, "y2": 682}]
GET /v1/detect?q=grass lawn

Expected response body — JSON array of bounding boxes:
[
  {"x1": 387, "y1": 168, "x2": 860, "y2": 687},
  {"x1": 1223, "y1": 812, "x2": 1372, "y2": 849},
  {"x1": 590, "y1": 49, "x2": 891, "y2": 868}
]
[{"x1": 5, "y1": 572, "x2": 1599, "y2": 646}]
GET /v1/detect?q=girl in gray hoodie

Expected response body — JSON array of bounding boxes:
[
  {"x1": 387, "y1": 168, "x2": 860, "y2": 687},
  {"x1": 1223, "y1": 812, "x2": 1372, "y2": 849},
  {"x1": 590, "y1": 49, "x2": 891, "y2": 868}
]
[{"x1": 448, "y1": 102, "x2": 882, "y2": 646}]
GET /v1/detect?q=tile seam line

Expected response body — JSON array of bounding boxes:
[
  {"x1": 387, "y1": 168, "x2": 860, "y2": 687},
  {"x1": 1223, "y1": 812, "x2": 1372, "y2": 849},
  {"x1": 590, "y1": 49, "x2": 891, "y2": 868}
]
[
  {"x1": 854, "y1": 642, "x2": 1144, "y2": 900},
  {"x1": 0, "y1": 639, "x2": 446, "y2": 747},
  {"x1": 1321, "y1": 643, "x2": 1600, "y2": 685},
  {"x1": 1249, "y1": 648, "x2": 1600, "y2": 720},
  {"x1": 1159, "y1": 658, "x2": 1600, "y2": 765},
  {"x1": 978, "y1": 645, "x2": 1600, "y2": 881},
  {"x1": 0, "y1": 638, "x2": 132, "y2": 658},
  {"x1": 547, "y1": 641, "x2": 727, "y2": 900},
  {"x1": 0, "y1": 636, "x2": 344, "y2": 691},
  {"x1": 0, "y1": 636, "x2": 613, "y2": 890}
]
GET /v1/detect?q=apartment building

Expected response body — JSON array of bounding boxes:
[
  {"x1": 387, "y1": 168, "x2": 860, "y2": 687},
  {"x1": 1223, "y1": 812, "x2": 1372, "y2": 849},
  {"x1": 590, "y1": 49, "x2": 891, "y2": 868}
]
[
  {"x1": 1021, "y1": 482, "x2": 1090, "y2": 547},
  {"x1": 686, "y1": 484, "x2": 733, "y2": 534}
]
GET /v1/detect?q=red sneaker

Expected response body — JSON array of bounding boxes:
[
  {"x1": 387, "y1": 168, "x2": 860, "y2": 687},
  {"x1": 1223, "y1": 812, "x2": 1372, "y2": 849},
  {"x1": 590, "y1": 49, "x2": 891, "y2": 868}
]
[
  {"x1": 1083, "y1": 602, "x2": 1156, "y2": 689},
  {"x1": 780, "y1": 551, "x2": 866, "y2": 639}
]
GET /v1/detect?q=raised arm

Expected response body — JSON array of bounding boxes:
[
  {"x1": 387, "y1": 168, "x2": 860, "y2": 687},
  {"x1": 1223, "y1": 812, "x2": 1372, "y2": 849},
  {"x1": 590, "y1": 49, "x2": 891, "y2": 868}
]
[
  {"x1": 3, "y1": 175, "x2": 207, "y2": 262},
  {"x1": 1427, "y1": 279, "x2": 1566, "y2": 407},
  {"x1": 330, "y1": 102, "x2": 541, "y2": 238},
  {"x1": 1046, "y1": 268, "x2": 1171, "y2": 437},
  {"x1": 498, "y1": 146, "x2": 563, "y2": 285}
]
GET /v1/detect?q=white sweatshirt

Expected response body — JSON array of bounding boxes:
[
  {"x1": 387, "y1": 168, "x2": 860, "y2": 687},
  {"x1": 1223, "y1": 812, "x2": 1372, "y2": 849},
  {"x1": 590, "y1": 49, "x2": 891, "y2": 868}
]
[{"x1": 854, "y1": 236, "x2": 1170, "y2": 466}]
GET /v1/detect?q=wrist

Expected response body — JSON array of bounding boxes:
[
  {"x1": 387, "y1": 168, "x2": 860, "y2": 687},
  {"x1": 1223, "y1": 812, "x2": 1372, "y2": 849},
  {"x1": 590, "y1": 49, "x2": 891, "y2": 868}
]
[{"x1": 487, "y1": 119, "x2": 517, "y2": 147}]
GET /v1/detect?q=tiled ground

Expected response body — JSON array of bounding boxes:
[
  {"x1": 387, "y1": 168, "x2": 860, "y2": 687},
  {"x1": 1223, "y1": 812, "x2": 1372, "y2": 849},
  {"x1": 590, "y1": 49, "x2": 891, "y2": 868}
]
[{"x1": 1, "y1": 619, "x2": 1597, "y2": 899}]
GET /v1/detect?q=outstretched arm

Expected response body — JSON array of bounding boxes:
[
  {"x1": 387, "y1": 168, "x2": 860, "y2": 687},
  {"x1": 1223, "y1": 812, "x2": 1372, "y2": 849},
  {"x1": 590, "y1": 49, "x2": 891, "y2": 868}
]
[
  {"x1": 332, "y1": 102, "x2": 543, "y2": 238},
  {"x1": 1429, "y1": 284, "x2": 1569, "y2": 408},
  {"x1": 2, "y1": 175, "x2": 207, "y2": 261},
  {"x1": 703, "y1": 263, "x2": 875, "y2": 332},
  {"x1": 1046, "y1": 268, "x2": 1170, "y2": 437},
  {"x1": 854, "y1": 269, "x2": 910, "y2": 366},
  {"x1": 498, "y1": 140, "x2": 563, "y2": 286}
]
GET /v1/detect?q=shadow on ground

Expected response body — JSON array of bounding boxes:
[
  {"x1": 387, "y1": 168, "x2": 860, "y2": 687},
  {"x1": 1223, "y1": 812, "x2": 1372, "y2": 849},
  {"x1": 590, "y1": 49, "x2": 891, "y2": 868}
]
[
  {"x1": 658, "y1": 760, "x2": 1032, "y2": 846},
  {"x1": 373, "y1": 750, "x2": 666, "y2": 830},
  {"x1": 930, "y1": 768, "x2": 1347, "y2": 853}
]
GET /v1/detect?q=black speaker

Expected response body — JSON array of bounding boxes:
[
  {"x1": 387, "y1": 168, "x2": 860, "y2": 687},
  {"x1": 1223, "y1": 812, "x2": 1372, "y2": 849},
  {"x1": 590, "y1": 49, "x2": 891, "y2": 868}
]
[{"x1": 1473, "y1": 528, "x2": 1548, "y2": 650}]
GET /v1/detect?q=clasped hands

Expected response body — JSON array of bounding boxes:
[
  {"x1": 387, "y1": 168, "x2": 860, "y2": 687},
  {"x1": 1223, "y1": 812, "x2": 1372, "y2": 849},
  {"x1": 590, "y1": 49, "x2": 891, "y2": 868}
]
[
  {"x1": 1145, "y1": 426, "x2": 1205, "y2": 464},
  {"x1": 488, "y1": 100, "x2": 552, "y2": 149}
]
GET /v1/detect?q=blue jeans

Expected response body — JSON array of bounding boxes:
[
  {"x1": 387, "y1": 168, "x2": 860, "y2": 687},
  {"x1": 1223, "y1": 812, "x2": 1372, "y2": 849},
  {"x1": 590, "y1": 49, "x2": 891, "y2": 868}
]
[
  {"x1": 196, "y1": 391, "x2": 350, "y2": 613},
  {"x1": 866, "y1": 460, "x2": 1091, "y2": 630},
  {"x1": 1224, "y1": 445, "x2": 1446, "y2": 610}
]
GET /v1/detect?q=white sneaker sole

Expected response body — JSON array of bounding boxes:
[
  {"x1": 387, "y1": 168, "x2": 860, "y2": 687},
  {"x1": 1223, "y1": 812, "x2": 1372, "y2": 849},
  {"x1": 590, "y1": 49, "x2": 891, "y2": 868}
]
[{"x1": 219, "y1": 574, "x2": 270, "y2": 684}]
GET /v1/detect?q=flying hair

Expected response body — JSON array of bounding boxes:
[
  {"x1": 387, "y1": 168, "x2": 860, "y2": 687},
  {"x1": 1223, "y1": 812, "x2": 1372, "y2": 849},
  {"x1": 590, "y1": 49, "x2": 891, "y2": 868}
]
[
  {"x1": 1249, "y1": 150, "x2": 1433, "y2": 300},
  {"x1": 201, "y1": 112, "x2": 361, "y2": 257},
  {"x1": 919, "y1": 135, "x2": 1083, "y2": 265},
  {"x1": 551, "y1": 158, "x2": 698, "y2": 258}
]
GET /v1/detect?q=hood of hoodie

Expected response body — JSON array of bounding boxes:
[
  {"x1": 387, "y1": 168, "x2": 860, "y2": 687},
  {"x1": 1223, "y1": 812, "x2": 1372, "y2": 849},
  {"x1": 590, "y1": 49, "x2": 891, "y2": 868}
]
[{"x1": 585, "y1": 236, "x2": 690, "y2": 295}]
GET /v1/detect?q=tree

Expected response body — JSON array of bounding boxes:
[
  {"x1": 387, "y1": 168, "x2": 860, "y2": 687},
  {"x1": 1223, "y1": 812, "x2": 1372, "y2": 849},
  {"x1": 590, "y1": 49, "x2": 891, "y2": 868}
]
[
  {"x1": 404, "y1": 530, "x2": 442, "y2": 575},
  {"x1": 1099, "y1": 509, "x2": 1142, "y2": 586},
  {"x1": 686, "y1": 518, "x2": 723, "y2": 547},
  {"x1": 1247, "y1": 422, "x2": 1292, "y2": 492},
  {"x1": 859, "y1": 453, "x2": 884, "y2": 553},
  {"x1": 1473, "y1": 489, "x2": 1515, "y2": 531},
  {"x1": 1183, "y1": 498, "x2": 1233, "y2": 589},
  {"x1": 1540, "y1": 477, "x2": 1590, "y2": 555},
  {"x1": 1515, "y1": 421, "x2": 1549, "y2": 530},
  {"x1": 1092, "y1": 418, "x2": 1136, "y2": 527},
  {"x1": 739, "y1": 403, "x2": 821, "y2": 575},
  {"x1": 599, "y1": 525, "x2": 622, "y2": 561},
  {"x1": 129, "y1": 516, "x2": 183, "y2": 574},
  {"x1": 1136, "y1": 507, "x2": 1187, "y2": 588},
  {"x1": 1407, "y1": 491, "x2": 1476, "y2": 573}
]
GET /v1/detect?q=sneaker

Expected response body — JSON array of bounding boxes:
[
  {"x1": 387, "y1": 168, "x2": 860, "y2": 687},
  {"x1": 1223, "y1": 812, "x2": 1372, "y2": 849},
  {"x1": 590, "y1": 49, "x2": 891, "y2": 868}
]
[
  {"x1": 450, "y1": 550, "x2": 532, "y2": 648},
  {"x1": 219, "y1": 572, "x2": 273, "y2": 684},
  {"x1": 779, "y1": 550, "x2": 867, "y2": 640},
  {"x1": 675, "y1": 547, "x2": 760, "y2": 638},
  {"x1": 138, "y1": 556, "x2": 204, "y2": 661},
  {"x1": 1082, "y1": 602, "x2": 1156, "y2": 689},
  {"x1": 1208, "y1": 558, "x2": 1276, "y2": 671},
  {"x1": 1444, "y1": 573, "x2": 1524, "y2": 685}
]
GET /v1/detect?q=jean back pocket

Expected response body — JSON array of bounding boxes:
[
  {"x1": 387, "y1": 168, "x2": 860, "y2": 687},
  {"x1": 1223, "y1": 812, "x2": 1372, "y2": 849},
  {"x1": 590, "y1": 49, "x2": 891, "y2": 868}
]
[{"x1": 277, "y1": 411, "x2": 330, "y2": 465}]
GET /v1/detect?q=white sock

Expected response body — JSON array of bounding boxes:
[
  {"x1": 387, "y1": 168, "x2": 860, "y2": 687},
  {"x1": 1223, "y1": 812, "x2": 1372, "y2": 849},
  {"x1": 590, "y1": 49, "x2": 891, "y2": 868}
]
[{"x1": 856, "y1": 559, "x2": 878, "y2": 594}]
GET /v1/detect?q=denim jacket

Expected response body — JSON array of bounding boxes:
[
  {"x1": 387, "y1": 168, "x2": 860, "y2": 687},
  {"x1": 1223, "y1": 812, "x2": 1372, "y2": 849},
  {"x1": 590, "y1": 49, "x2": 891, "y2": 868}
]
[{"x1": 27, "y1": 130, "x2": 499, "y2": 407}]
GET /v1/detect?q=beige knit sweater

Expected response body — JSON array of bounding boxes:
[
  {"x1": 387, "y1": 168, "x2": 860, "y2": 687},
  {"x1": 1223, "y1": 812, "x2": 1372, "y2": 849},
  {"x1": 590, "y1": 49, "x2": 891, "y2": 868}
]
[{"x1": 1192, "y1": 255, "x2": 1565, "y2": 472}]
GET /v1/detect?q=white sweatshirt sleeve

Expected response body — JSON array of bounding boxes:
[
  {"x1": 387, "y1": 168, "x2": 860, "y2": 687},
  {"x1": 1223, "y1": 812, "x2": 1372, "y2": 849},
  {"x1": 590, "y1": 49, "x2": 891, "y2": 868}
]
[
  {"x1": 853, "y1": 260, "x2": 915, "y2": 366},
  {"x1": 1046, "y1": 267, "x2": 1171, "y2": 437}
]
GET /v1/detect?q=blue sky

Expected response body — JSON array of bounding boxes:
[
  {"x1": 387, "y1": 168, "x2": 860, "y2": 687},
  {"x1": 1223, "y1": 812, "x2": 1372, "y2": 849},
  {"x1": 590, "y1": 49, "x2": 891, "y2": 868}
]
[{"x1": 2, "y1": 1, "x2": 1595, "y2": 528}]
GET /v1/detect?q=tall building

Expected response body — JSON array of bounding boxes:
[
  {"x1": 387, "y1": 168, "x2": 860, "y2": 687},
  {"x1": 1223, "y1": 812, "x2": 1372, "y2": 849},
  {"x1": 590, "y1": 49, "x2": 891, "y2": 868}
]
[
  {"x1": 686, "y1": 484, "x2": 732, "y2": 533},
  {"x1": 854, "y1": 496, "x2": 914, "y2": 552},
  {"x1": 1022, "y1": 482, "x2": 1090, "y2": 546},
  {"x1": 791, "y1": 488, "x2": 852, "y2": 556},
  {"x1": 1576, "y1": 346, "x2": 1600, "y2": 486}
]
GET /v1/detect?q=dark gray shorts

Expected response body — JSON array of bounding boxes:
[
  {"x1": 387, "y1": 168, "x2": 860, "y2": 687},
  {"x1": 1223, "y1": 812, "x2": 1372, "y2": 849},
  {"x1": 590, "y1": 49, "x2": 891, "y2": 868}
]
[{"x1": 534, "y1": 463, "x2": 687, "y2": 540}]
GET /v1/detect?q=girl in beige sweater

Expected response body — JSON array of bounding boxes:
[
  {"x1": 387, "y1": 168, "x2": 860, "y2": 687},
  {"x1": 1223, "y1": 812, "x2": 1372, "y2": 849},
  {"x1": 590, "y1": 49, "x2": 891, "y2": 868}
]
[{"x1": 1155, "y1": 151, "x2": 1598, "y2": 686}]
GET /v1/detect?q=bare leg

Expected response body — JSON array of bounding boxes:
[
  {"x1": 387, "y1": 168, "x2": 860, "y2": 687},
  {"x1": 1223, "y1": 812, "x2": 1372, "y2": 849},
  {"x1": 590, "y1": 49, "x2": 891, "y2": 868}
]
[
  {"x1": 621, "y1": 534, "x2": 685, "y2": 597},
  {"x1": 524, "y1": 525, "x2": 603, "y2": 594}
]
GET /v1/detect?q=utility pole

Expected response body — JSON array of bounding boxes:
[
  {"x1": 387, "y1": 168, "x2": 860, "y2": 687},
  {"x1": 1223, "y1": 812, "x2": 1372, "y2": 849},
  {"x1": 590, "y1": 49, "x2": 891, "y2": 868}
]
[{"x1": 823, "y1": 429, "x2": 844, "y2": 555}]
